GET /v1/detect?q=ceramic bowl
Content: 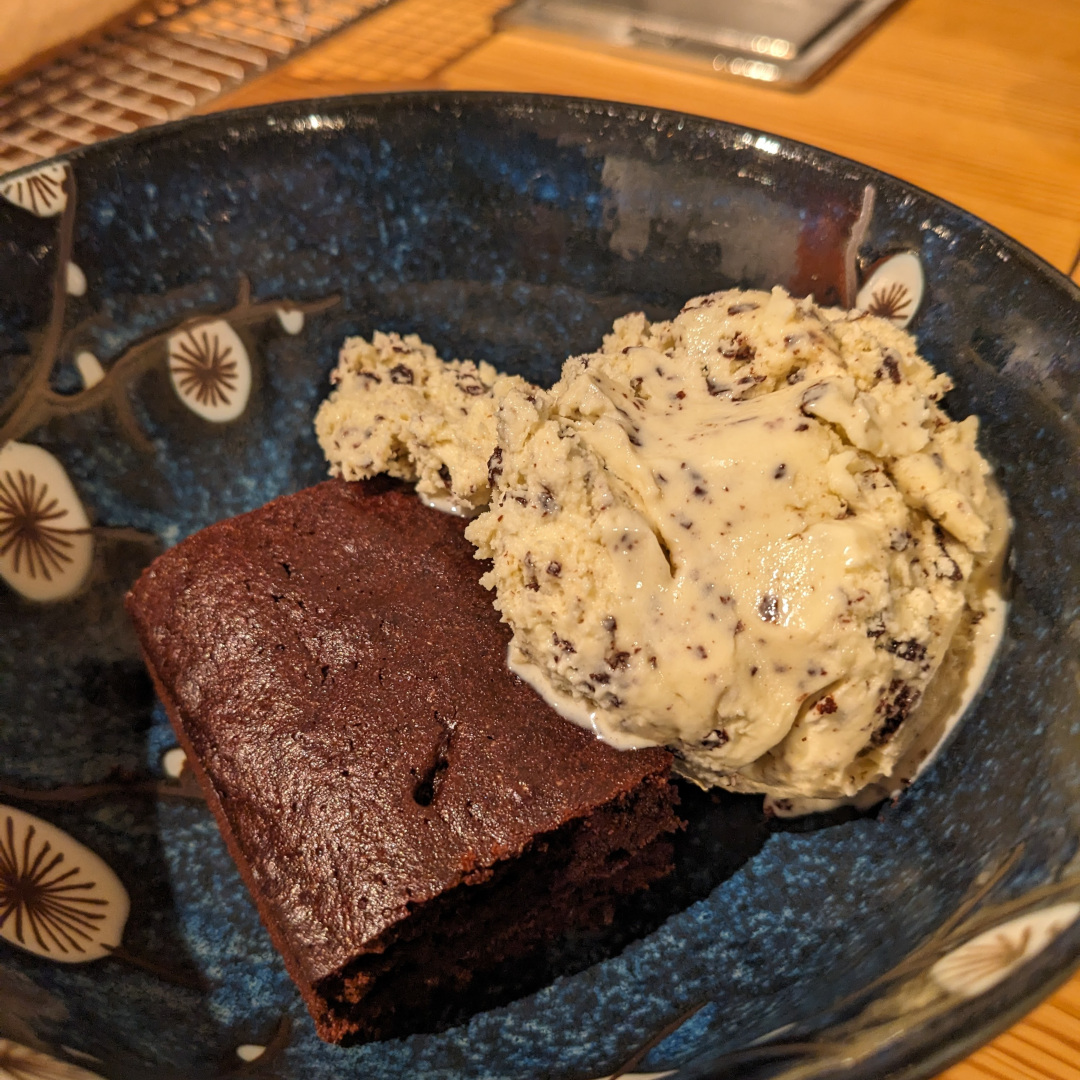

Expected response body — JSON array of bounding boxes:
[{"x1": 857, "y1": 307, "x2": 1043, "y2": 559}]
[{"x1": 1, "y1": 93, "x2": 1079, "y2": 1080}]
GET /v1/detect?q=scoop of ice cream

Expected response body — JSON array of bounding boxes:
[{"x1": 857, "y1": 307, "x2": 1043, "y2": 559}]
[
  {"x1": 464, "y1": 287, "x2": 1008, "y2": 799},
  {"x1": 315, "y1": 331, "x2": 526, "y2": 513}
]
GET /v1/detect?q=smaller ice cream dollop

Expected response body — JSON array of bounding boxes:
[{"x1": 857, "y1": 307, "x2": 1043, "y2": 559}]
[
  {"x1": 316, "y1": 288, "x2": 1008, "y2": 801},
  {"x1": 315, "y1": 331, "x2": 526, "y2": 515}
]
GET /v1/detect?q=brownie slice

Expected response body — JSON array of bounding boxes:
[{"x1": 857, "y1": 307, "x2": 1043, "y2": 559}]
[{"x1": 126, "y1": 479, "x2": 680, "y2": 1045}]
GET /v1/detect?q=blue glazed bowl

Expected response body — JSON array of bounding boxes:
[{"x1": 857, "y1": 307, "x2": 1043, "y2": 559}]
[{"x1": 1, "y1": 93, "x2": 1079, "y2": 1080}]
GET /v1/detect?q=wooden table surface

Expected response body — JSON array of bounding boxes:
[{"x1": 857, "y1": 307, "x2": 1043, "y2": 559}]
[{"x1": 204, "y1": 0, "x2": 1074, "y2": 1076}]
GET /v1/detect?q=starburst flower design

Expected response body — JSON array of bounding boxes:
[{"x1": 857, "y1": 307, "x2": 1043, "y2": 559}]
[
  {"x1": 866, "y1": 281, "x2": 913, "y2": 322},
  {"x1": 930, "y1": 901, "x2": 1080, "y2": 998},
  {"x1": 0, "y1": 164, "x2": 68, "y2": 217},
  {"x1": 0, "y1": 1038, "x2": 105, "y2": 1080},
  {"x1": 938, "y1": 927, "x2": 1031, "y2": 982},
  {"x1": 0, "y1": 807, "x2": 127, "y2": 963},
  {"x1": 167, "y1": 319, "x2": 252, "y2": 423},
  {"x1": 0, "y1": 470, "x2": 86, "y2": 583},
  {"x1": 0, "y1": 814, "x2": 108, "y2": 958},
  {"x1": 855, "y1": 251, "x2": 925, "y2": 329},
  {"x1": 169, "y1": 328, "x2": 239, "y2": 408},
  {"x1": 0, "y1": 444, "x2": 93, "y2": 603}
]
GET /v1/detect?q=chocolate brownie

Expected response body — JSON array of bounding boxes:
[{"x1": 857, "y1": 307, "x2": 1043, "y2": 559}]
[{"x1": 126, "y1": 479, "x2": 680, "y2": 1044}]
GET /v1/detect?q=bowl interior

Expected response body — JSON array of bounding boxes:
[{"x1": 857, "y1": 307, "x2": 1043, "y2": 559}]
[{"x1": 1, "y1": 93, "x2": 1079, "y2": 1080}]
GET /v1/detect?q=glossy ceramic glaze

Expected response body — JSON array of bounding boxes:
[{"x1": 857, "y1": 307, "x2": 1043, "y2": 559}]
[{"x1": 1, "y1": 93, "x2": 1079, "y2": 1080}]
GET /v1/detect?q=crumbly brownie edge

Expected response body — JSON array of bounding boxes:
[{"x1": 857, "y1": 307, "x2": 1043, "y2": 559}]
[
  {"x1": 316, "y1": 773, "x2": 680, "y2": 1044},
  {"x1": 133, "y1": 639, "x2": 333, "y2": 1026}
]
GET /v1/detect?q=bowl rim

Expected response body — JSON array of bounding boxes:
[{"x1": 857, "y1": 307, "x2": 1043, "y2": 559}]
[{"x1": 4, "y1": 87, "x2": 1079, "y2": 307}]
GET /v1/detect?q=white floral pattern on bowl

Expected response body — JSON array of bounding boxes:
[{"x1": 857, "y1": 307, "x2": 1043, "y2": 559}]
[
  {"x1": 0, "y1": 443, "x2": 92, "y2": 603},
  {"x1": 0, "y1": 164, "x2": 69, "y2": 218},
  {"x1": 856, "y1": 251, "x2": 925, "y2": 328},
  {"x1": 0, "y1": 805, "x2": 129, "y2": 963},
  {"x1": 168, "y1": 320, "x2": 252, "y2": 423},
  {"x1": 0, "y1": 1038, "x2": 105, "y2": 1080},
  {"x1": 931, "y1": 902, "x2": 1080, "y2": 999}
]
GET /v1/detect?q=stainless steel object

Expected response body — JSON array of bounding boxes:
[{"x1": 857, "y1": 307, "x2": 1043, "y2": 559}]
[{"x1": 497, "y1": 0, "x2": 903, "y2": 87}]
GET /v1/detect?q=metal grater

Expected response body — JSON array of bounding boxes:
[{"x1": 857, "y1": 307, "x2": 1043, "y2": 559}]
[{"x1": 0, "y1": 0, "x2": 390, "y2": 174}]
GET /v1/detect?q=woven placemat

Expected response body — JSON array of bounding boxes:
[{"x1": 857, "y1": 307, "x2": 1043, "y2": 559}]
[
  {"x1": 0, "y1": 0, "x2": 391, "y2": 173},
  {"x1": 272, "y1": 0, "x2": 508, "y2": 84}
]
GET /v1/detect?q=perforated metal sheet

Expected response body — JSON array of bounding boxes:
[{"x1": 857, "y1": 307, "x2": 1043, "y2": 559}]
[{"x1": 0, "y1": 0, "x2": 390, "y2": 173}]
